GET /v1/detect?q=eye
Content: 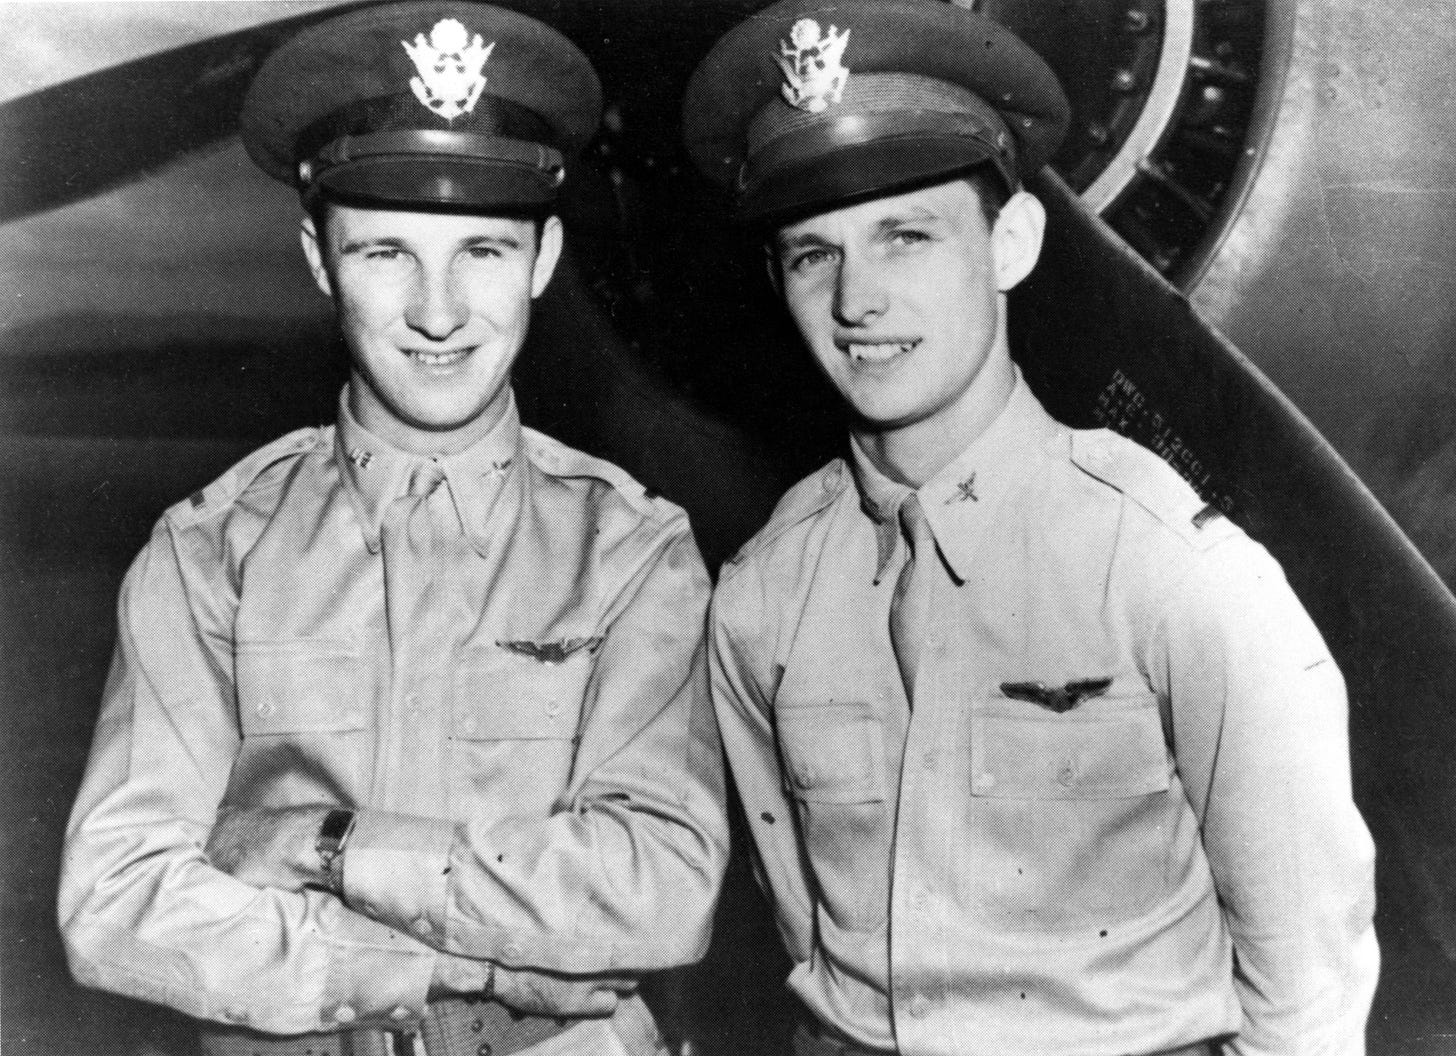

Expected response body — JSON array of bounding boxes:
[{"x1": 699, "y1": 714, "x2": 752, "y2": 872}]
[
  {"x1": 465, "y1": 244, "x2": 503, "y2": 260},
  {"x1": 787, "y1": 247, "x2": 836, "y2": 273},
  {"x1": 364, "y1": 247, "x2": 404, "y2": 262},
  {"x1": 888, "y1": 228, "x2": 931, "y2": 248}
]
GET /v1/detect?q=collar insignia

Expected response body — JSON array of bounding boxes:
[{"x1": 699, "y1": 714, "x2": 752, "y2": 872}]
[
  {"x1": 402, "y1": 18, "x2": 495, "y2": 121},
  {"x1": 777, "y1": 18, "x2": 851, "y2": 114},
  {"x1": 947, "y1": 473, "x2": 979, "y2": 504},
  {"x1": 1000, "y1": 677, "x2": 1113, "y2": 714}
]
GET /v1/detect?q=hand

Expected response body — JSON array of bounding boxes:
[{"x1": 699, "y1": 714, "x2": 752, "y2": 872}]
[
  {"x1": 431, "y1": 954, "x2": 637, "y2": 1019},
  {"x1": 206, "y1": 804, "x2": 329, "y2": 892}
]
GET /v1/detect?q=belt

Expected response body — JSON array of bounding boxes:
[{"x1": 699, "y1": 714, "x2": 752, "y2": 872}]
[
  {"x1": 199, "y1": 995, "x2": 575, "y2": 1056},
  {"x1": 792, "y1": 1019, "x2": 1220, "y2": 1056}
]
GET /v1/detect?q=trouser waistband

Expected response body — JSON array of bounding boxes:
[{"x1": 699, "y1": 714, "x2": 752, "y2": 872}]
[
  {"x1": 199, "y1": 995, "x2": 575, "y2": 1056},
  {"x1": 791, "y1": 1019, "x2": 1219, "y2": 1056}
]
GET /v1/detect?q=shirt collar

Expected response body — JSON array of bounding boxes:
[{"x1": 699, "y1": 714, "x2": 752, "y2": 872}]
[
  {"x1": 850, "y1": 370, "x2": 1060, "y2": 584},
  {"x1": 334, "y1": 388, "x2": 522, "y2": 557}
]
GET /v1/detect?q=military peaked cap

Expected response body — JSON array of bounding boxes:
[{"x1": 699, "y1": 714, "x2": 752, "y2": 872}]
[
  {"x1": 682, "y1": 0, "x2": 1069, "y2": 223},
  {"x1": 241, "y1": 1, "x2": 601, "y2": 210}
]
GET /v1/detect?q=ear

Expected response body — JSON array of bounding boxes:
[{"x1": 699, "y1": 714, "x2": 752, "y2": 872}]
[
  {"x1": 530, "y1": 215, "x2": 565, "y2": 298},
  {"x1": 299, "y1": 215, "x2": 333, "y2": 298},
  {"x1": 991, "y1": 189, "x2": 1046, "y2": 293}
]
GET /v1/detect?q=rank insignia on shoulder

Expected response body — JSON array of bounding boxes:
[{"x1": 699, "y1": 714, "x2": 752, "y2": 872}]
[
  {"x1": 777, "y1": 18, "x2": 851, "y2": 113},
  {"x1": 1000, "y1": 677, "x2": 1113, "y2": 713},
  {"x1": 497, "y1": 636, "x2": 604, "y2": 665},
  {"x1": 1191, "y1": 504, "x2": 1223, "y2": 529}
]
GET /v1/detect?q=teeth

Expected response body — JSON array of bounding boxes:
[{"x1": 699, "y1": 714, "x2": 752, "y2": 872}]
[
  {"x1": 847, "y1": 342, "x2": 914, "y2": 362},
  {"x1": 411, "y1": 348, "x2": 469, "y2": 366}
]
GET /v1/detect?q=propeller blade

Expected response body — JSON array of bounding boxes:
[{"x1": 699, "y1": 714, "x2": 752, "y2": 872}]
[
  {"x1": 0, "y1": 6, "x2": 349, "y2": 224},
  {"x1": 1017, "y1": 167, "x2": 1456, "y2": 1011}
]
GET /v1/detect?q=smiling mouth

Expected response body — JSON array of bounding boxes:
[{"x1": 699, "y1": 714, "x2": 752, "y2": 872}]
[
  {"x1": 406, "y1": 347, "x2": 473, "y2": 367},
  {"x1": 841, "y1": 340, "x2": 919, "y2": 363}
]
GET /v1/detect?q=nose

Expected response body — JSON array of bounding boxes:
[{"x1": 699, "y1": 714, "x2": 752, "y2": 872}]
[
  {"x1": 404, "y1": 264, "x2": 468, "y2": 340},
  {"x1": 832, "y1": 252, "x2": 889, "y2": 327}
]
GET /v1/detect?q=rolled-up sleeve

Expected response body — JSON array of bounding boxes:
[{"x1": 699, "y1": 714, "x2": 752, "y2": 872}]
[
  {"x1": 1157, "y1": 539, "x2": 1378, "y2": 1056},
  {"x1": 58, "y1": 522, "x2": 437, "y2": 1035},
  {"x1": 341, "y1": 522, "x2": 730, "y2": 973}
]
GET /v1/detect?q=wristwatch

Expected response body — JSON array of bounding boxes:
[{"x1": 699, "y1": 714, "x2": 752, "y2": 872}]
[{"x1": 316, "y1": 808, "x2": 357, "y2": 896}]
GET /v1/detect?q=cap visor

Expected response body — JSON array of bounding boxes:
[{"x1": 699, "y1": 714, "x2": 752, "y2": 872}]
[
  {"x1": 737, "y1": 135, "x2": 1011, "y2": 225},
  {"x1": 317, "y1": 157, "x2": 559, "y2": 211}
]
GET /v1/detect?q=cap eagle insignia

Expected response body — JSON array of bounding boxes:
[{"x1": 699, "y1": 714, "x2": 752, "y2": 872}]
[
  {"x1": 777, "y1": 18, "x2": 851, "y2": 114},
  {"x1": 402, "y1": 18, "x2": 495, "y2": 121}
]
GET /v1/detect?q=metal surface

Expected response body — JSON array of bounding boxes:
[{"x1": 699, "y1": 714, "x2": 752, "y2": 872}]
[{"x1": 1188, "y1": 0, "x2": 1456, "y2": 590}]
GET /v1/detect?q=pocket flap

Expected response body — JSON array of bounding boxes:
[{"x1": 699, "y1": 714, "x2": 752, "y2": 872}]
[
  {"x1": 776, "y1": 702, "x2": 885, "y2": 804},
  {"x1": 454, "y1": 646, "x2": 591, "y2": 740},
  {"x1": 971, "y1": 696, "x2": 1170, "y2": 800},
  {"x1": 235, "y1": 639, "x2": 366, "y2": 734}
]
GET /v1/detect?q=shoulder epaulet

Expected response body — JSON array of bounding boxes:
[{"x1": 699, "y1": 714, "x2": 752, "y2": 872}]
[
  {"x1": 1069, "y1": 429, "x2": 1237, "y2": 550},
  {"x1": 164, "y1": 427, "x2": 324, "y2": 528},
  {"x1": 720, "y1": 459, "x2": 848, "y2": 577},
  {"x1": 522, "y1": 427, "x2": 674, "y2": 521}
]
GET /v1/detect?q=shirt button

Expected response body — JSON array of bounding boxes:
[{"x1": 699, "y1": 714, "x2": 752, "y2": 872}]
[
  {"x1": 413, "y1": 917, "x2": 432, "y2": 937},
  {"x1": 1057, "y1": 760, "x2": 1077, "y2": 787},
  {"x1": 544, "y1": 698, "x2": 562, "y2": 717},
  {"x1": 908, "y1": 994, "x2": 930, "y2": 1018},
  {"x1": 922, "y1": 750, "x2": 938, "y2": 769},
  {"x1": 334, "y1": 1005, "x2": 357, "y2": 1024},
  {"x1": 256, "y1": 702, "x2": 276, "y2": 718},
  {"x1": 405, "y1": 694, "x2": 421, "y2": 712},
  {"x1": 461, "y1": 716, "x2": 478, "y2": 734},
  {"x1": 911, "y1": 890, "x2": 929, "y2": 911},
  {"x1": 974, "y1": 773, "x2": 995, "y2": 791},
  {"x1": 477, "y1": 1044, "x2": 494, "y2": 1056},
  {"x1": 389, "y1": 1006, "x2": 413, "y2": 1022},
  {"x1": 503, "y1": 943, "x2": 522, "y2": 959}
]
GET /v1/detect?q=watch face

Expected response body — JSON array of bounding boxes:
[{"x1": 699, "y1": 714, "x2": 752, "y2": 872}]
[{"x1": 319, "y1": 808, "x2": 357, "y2": 851}]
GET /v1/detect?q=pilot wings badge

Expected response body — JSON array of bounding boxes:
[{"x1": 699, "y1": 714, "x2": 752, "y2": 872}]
[
  {"x1": 497, "y1": 637, "x2": 605, "y2": 665},
  {"x1": 999, "y1": 678, "x2": 1114, "y2": 714},
  {"x1": 777, "y1": 18, "x2": 851, "y2": 114},
  {"x1": 401, "y1": 18, "x2": 495, "y2": 121}
]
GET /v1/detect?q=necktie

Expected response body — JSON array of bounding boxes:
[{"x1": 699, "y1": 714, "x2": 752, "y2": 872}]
[
  {"x1": 889, "y1": 493, "x2": 936, "y2": 703},
  {"x1": 382, "y1": 459, "x2": 450, "y2": 649}
]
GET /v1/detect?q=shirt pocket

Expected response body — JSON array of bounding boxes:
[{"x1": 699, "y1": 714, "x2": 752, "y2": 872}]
[
  {"x1": 232, "y1": 638, "x2": 368, "y2": 800},
  {"x1": 450, "y1": 646, "x2": 592, "y2": 816},
  {"x1": 967, "y1": 692, "x2": 1177, "y2": 932},
  {"x1": 776, "y1": 701, "x2": 889, "y2": 934}
]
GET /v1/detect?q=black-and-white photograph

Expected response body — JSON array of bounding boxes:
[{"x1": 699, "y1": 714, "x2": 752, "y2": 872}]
[{"x1": 3, "y1": 3, "x2": 1455, "y2": 1055}]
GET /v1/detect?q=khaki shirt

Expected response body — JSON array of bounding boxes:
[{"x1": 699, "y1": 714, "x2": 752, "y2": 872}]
[
  {"x1": 710, "y1": 378, "x2": 1377, "y2": 1056},
  {"x1": 60, "y1": 392, "x2": 727, "y2": 1038}
]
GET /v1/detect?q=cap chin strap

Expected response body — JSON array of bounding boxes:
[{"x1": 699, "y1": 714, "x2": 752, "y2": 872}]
[{"x1": 300, "y1": 129, "x2": 565, "y2": 191}]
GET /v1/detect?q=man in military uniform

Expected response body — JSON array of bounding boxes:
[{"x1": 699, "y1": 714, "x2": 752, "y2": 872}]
[
  {"x1": 684, "y1": 1, "x2": 1377, "y2": 1054},
  {"x1": 59, "y1": 5, "x2": 727, "y2": 1055}
]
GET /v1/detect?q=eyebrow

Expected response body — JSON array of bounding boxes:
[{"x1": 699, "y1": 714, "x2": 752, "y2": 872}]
[
  {"x1": 872, "y1": 207, "x2": 943, "y2": 234},
  {"x1": 462, "y1": 233, "x2": 523, "y2": 250},
  {"x1": 337, "y1": 233, "x2": 526, "y2": 255},
  {"x1": 338, "y1": 236, "x2": 404, "y2": 255},
  {"x1": 776, "y1": 206, "x2": 947, "y2": 251},
  {"x1": 776, "y1": 232, "x2": 832, "y2": 252}
]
